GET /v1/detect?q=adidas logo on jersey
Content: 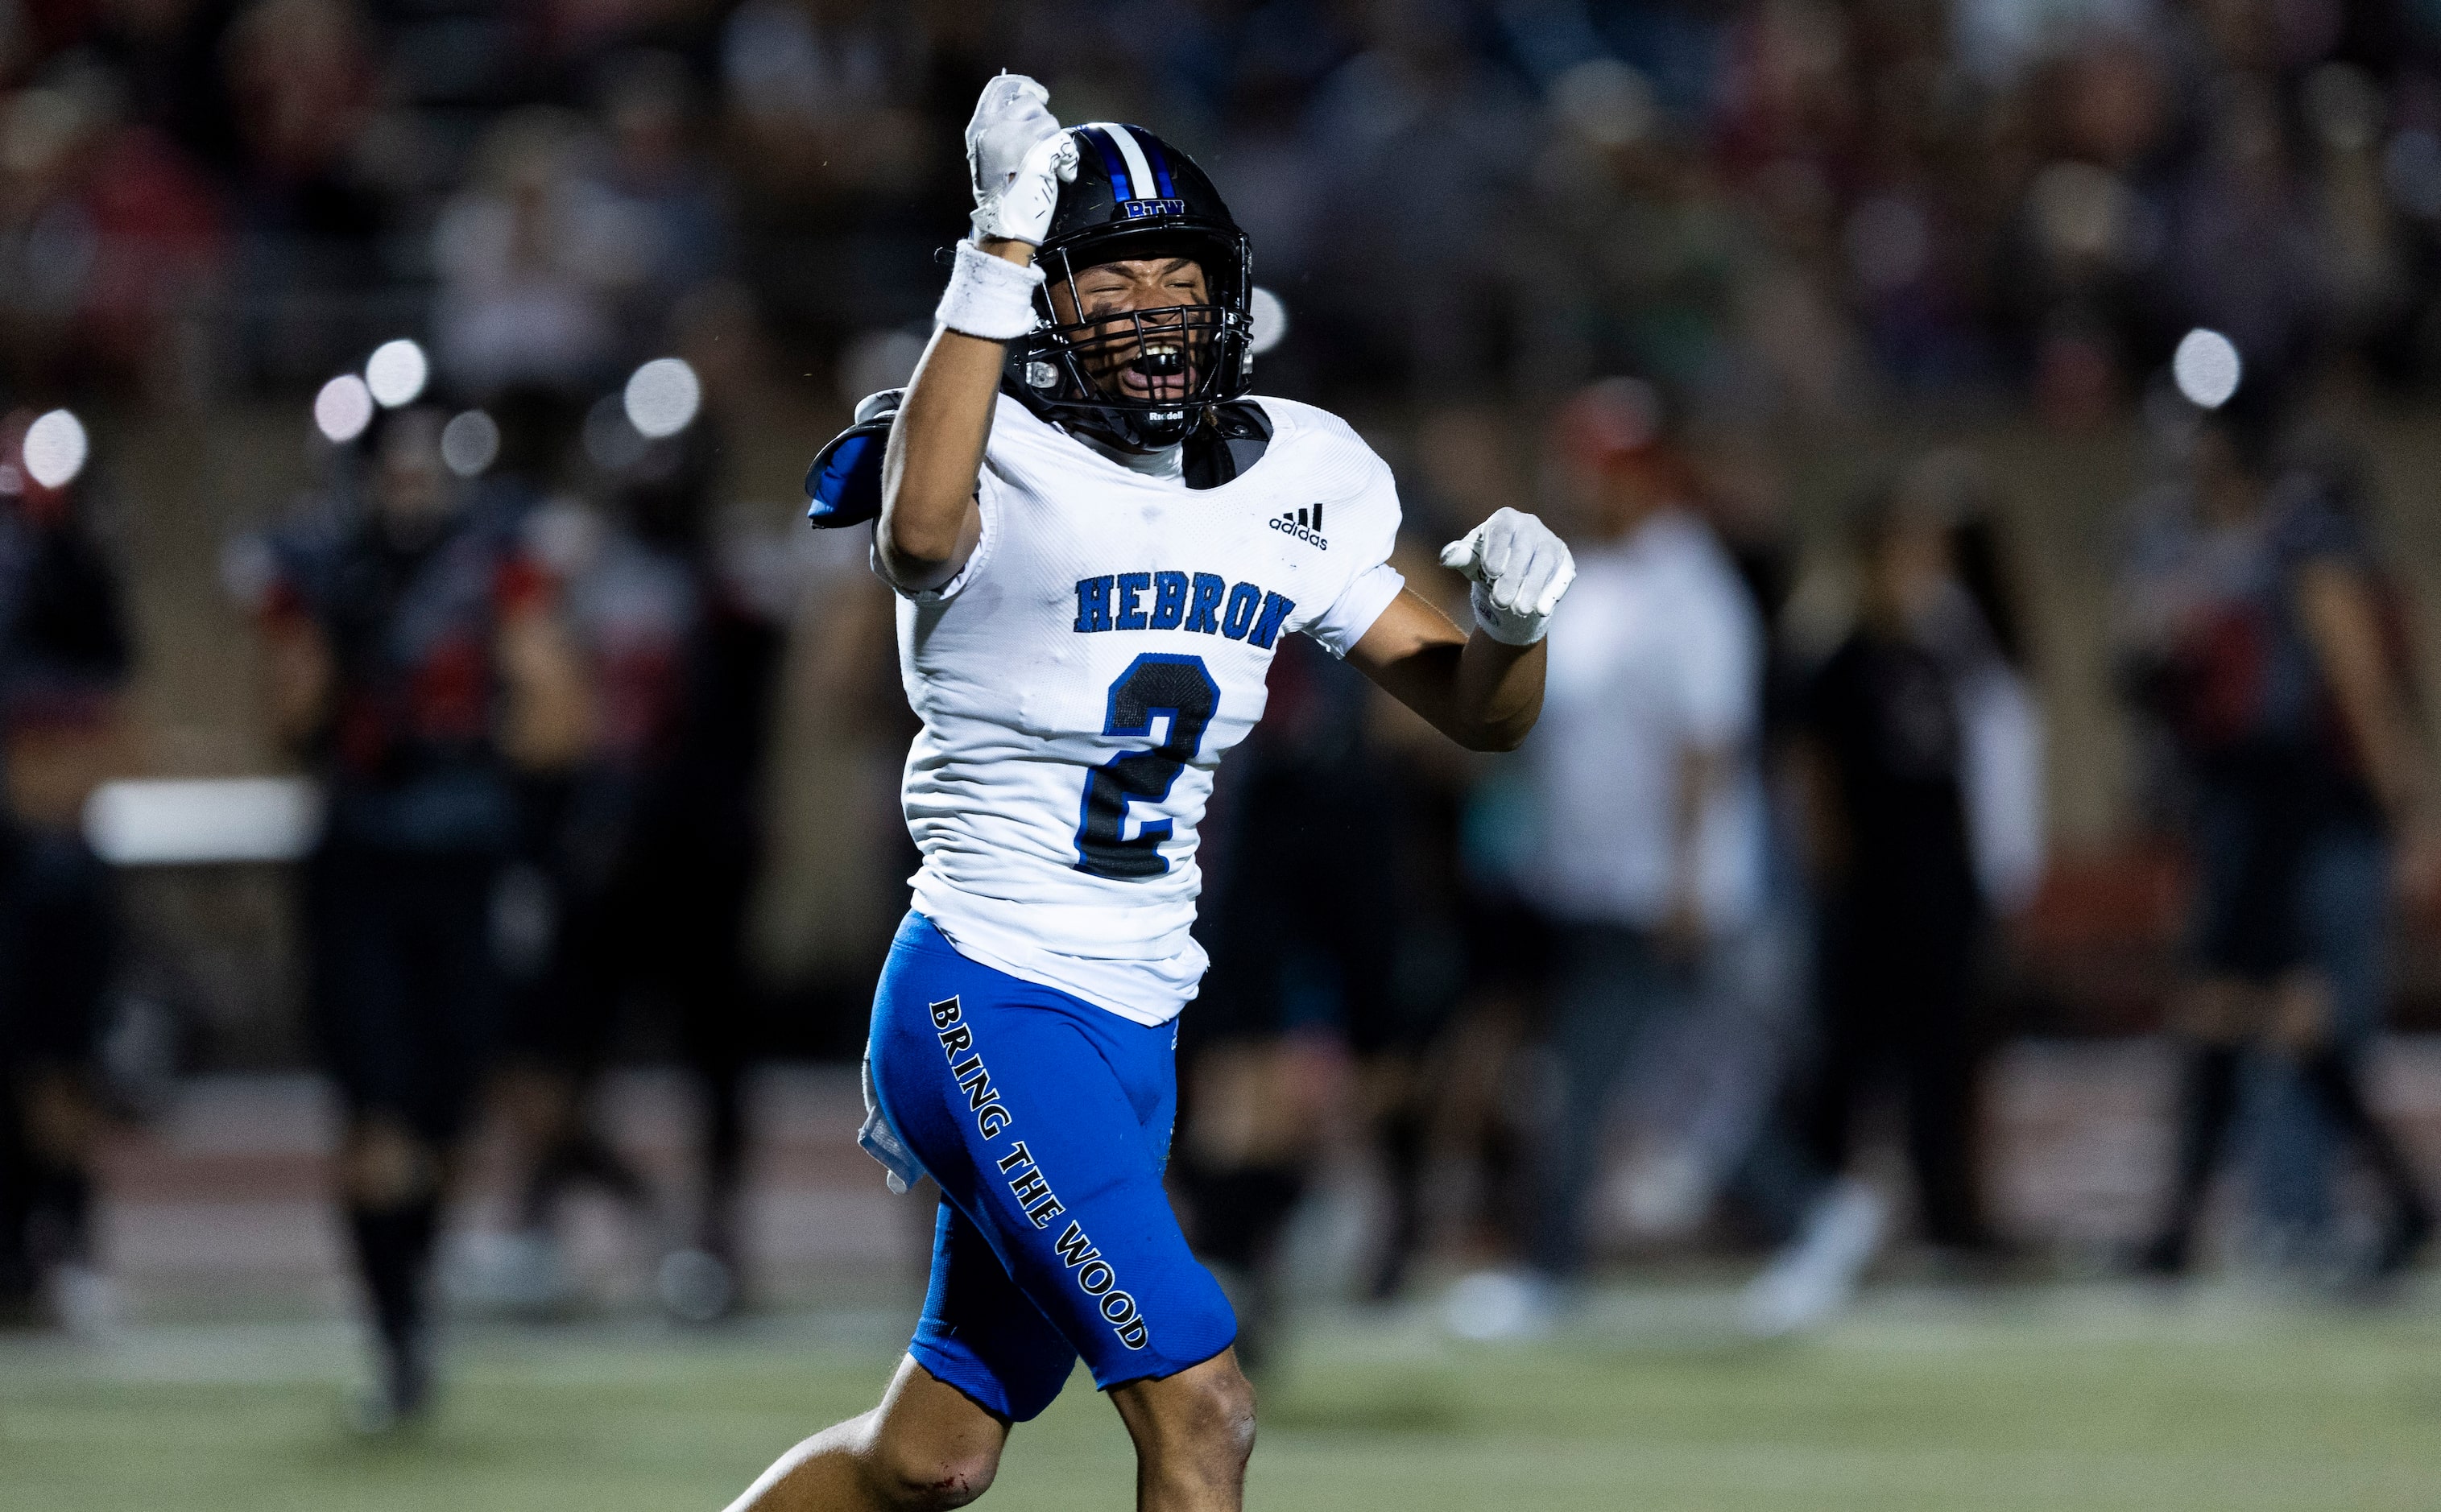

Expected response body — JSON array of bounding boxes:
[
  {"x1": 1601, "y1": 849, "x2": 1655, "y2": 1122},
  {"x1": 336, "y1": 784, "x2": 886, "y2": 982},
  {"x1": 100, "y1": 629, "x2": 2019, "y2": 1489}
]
[{"x1": 1271, "y1": 504, "x2": 1328, "y2": 550}]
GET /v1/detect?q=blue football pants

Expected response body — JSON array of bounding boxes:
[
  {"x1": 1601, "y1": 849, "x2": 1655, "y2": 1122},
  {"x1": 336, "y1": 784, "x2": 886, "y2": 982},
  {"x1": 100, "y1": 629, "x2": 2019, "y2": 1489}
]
[{"x1": 865, "y1": 911, "x2": 1237, "y2": 1420}]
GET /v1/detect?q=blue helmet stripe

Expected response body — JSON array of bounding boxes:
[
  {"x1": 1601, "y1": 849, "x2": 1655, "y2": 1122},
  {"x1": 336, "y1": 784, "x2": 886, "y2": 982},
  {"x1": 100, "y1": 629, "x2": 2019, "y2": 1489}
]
[
  {"x1": 1079, "y1": 126, "x2": 1133, "y2": 202},
  {"x1": 1127, "y1": 126, "x2": 1177, "y2": 199}
]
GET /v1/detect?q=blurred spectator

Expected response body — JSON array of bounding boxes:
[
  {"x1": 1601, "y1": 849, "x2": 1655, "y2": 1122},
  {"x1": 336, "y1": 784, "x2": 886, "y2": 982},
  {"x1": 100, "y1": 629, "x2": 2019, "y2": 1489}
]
[
  {"x1": 9, "y1": 0, "x2": 2441, "y2": 416},
  {"x1": 431, "y1": 109, "x2": 638, "y2": 397},
  {"x1": 219, "y1": 0, "x2": 399, "y2": 385},
  {"x1": 1463, "y1": 378, "x2": 1765, "y2": 1323},
  {"x1": 246, "y1": 407, "x2": 589, "y2": 1427},
  {"x1": 2159, "y1": 76, "x2": 2323, "y2": 397},
  {"x1": 588, "y1": 53, "x2": 734, "y2": 337},
  {"x1": 2116, "y1": 402, "x2": 2435, "y2": 1279},
  {"x1": 0, "y1": 62, "x2": 221, "y2": 395},
  {"x1": 486, "y1": 403, "x2": 788, "y2": 1323},
  {"x1": 221, "y1": 0, "x2": 375, "y2": 201},
  {"x1": 1740, "y1": 452, "x2": 2044, "y2": 1332},
  {"x1": 1375, "y1": 418, "x2": 1550, "y2": 1290},
  {"x1": 1526, "y1": 57, "x2": 1765, "y2": 414},
  {"x1": 1301, "y1": 2, "x2": 1539, "y2": 398},
  {"x1": 718, "y1": 0, "x2": 929, "y2": 200},
  {"x1": 0, "y1": 406, "x2": 132, "y2": 1328},
  {"x1": 1784, "y1": 458, "x2": 2039, "y2": 1263}
]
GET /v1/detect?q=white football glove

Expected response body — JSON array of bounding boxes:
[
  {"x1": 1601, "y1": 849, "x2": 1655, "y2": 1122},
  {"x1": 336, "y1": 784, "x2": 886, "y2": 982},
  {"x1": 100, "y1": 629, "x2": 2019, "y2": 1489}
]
[
  {"x1": 1439, "y1": 508, "x2": 1576, "y2": 647},
  {"x1": 965, "y1": 72, "x2": 1079, "y2": 246}
]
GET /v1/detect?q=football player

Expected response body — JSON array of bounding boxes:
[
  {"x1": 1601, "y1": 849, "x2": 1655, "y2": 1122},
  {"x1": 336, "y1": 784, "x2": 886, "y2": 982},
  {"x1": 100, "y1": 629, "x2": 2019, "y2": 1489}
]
[{"x1": 729, "y1": 76, "x2": 1574, "y2": 1511}]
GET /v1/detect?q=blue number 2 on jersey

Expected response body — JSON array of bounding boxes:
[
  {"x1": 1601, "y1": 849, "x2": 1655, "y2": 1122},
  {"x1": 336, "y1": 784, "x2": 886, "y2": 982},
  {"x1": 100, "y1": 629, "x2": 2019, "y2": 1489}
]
[{"x1": 1074, "y1": 654, "x2": 1219, "y2": 878}]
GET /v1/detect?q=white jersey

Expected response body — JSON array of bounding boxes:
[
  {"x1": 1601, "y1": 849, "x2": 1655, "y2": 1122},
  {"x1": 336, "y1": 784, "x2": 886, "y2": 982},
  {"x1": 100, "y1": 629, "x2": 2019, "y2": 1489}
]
[{"x1": 888, "y1": 392, "x2": 1406, "y2": 1025}]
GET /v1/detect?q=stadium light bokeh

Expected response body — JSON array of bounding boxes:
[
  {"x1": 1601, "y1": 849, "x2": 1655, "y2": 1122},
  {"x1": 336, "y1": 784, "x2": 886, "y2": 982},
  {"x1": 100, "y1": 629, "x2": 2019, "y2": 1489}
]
[
  {"x1": 2172, "y1": 328, "x2": 2243, "y2": 411},
  {"x1": 624, "y1": 357, "x2": 701, "y2": 439},
  {"x1": 364, "y1": 339, "x2": 430, "y2": 408},
  {"x1": 313, "y1": 375, "x2": 376, "y2": 443},
  {"x1": 441, "y1": 410, "x2": 500, "y2": 477},
  {"x1": 1249, "y1": 287, "x2": 1290, "y2": 357},
  {"x1": 23, "y1": 408, "x2": 89, "y2": 489}
]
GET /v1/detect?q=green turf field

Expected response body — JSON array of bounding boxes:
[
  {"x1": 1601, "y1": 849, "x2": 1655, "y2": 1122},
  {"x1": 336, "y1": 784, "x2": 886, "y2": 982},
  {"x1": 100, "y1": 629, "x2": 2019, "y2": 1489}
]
[{"x1": 6, "y1": 1285, "x2": 2440, "y2": 1510}]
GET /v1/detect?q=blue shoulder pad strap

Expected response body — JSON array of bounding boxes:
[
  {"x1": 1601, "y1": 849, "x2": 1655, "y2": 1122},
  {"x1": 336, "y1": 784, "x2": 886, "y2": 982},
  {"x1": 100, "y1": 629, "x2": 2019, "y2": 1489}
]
[{"x1": 805, "y1": 388, "x2": 904, "y2": 529}]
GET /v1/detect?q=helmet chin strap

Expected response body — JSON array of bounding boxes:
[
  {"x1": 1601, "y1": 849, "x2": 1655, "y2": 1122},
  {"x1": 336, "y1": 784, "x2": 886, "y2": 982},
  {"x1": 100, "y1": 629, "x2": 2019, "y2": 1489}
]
[{"x1": 1065, "y1": 403, "x2": 1197, "y2": 454}]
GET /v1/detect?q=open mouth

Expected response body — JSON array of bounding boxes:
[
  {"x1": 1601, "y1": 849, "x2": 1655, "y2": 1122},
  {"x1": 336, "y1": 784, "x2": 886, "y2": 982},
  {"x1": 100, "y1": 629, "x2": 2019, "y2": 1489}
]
[{"x1": 1116, "y1": 342, "x2": 1198, "y2": 402}]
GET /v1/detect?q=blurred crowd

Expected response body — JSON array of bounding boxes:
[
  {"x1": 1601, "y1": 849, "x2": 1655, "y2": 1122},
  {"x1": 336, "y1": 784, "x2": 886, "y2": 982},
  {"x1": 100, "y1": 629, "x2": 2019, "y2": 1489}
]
[
  {"x1": 1, "y1": 0, "x2": 2439, "y2": 1421},
  {"x1": 7, "y1": 0, "x2": 2441, "y2": 419}
]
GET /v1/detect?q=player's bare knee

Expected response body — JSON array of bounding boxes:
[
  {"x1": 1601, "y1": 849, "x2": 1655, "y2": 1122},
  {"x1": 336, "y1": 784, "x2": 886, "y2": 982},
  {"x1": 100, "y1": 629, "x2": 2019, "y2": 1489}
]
[
  {"x1": 860, "y1": 1444, "x2": 997, "y2": 1510},
  {"x1": 1210, "y1": 1365, "x2": 1258, "y2": 1462},
  {"x1": 858, "y1": 1420, "x2": 1001, "y2": 1510},
  {"x1": 1167, "y1": 1357, "x2": 1258, "y2": 1463}
]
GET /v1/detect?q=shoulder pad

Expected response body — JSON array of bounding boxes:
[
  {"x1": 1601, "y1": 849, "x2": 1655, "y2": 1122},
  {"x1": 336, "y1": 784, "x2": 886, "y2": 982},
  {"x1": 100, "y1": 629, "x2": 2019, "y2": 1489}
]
[{"x1": 805, "y1": 388, "x2": 904, "y2": 530}]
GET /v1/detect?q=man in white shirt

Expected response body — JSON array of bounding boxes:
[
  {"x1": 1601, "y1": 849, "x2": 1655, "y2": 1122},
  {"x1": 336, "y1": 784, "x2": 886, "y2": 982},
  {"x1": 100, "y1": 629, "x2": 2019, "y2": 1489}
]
[
  {"x1": 727, "y1": 76, "x2": 1576, "y2": 1512},
  {"x1": 1518, "y1": 378, "x2": 1765, "y2": 1284}
]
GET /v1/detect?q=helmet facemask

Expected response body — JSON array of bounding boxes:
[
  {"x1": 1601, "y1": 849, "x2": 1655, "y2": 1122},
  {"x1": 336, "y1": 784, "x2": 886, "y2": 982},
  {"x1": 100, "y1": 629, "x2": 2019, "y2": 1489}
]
[{"x1": 1014, "y1": 233, "x2": 1254, "y2": 452}]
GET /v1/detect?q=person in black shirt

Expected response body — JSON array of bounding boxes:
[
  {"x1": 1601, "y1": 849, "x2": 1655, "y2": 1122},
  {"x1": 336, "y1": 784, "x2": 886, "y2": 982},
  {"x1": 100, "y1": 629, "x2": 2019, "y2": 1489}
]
[
  {"x1": 2118, "y1": 414, "x2": 2435, "y2": 1279},
  {"x1": 0, "y1": 417, "x2": 132, "y2": 1327},
  {"x1": 252, "y1": 407, "x2": 589, "y2": 1426},
  {"x1": 1792, "y1": 488, "x2": 2004, "y2": 1254},
  {"x1": 491, "y1": 423, "x2": 786, "y2": 1322}
]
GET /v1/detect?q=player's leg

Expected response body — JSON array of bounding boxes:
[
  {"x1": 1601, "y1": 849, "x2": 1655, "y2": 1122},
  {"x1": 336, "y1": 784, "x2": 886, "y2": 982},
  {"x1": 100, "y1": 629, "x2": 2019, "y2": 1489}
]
[
  {"x1": 1108, "y1": 1348, "x2": 1257, "y2": 1510},
  {"x1": 665, "y1": 841, "x2": 756, "y2": 1298},
  {"x1": 488, "y1": 949, "x2": 645, "y2": 1320},
  {"x1": 2143, "y1": 784, "x2": 2272, "y2": 1273},
  {"x1": 2285, "y1": 823, "x2": 2435, "y2": 1273},
  {"x1": 726, "y1": 918, "x2": 1081, "y2": 1509},
  {"x1": 6, "y1": 828, "x2": 114, "y2": 1312},
  {"x1": 1086, "y1": 987, "x2": 1256, "y2": 1509},
  {"x1": 1896, "y1": 910, "x2": 1992, "y2": 1251},
  {"x1": 732, "y1": 1188, "x2": 1065, "y2": 1506},
  {"x1": 2270, "y1": 970, "x2": 2435, "y2": 1272},
  {"x1": 515, "y1": 843, "x2": 656, "y2": 1229},
  {"x1": 965, "y1": 1011, "x2": 1247, "y2": 1506},
  {"x1": 2140, "y1": 977, "x2": 2249, "y2": 1273},
  {"x1": 725, "y1": 1352, "x2": 1011, "y2": 1512},
  {"x1": 868, "y1": 915, "x2": 1245, "y2": 1493},
  {"x1": 1529, "y1": 923, "x2": 1661, "y2": 1279},
  {"x1": 1799, "y1": 897, "x2": 1874, "y2": 1184},
  {"x1": 308, "y1": 847, "x2": 445, "y2": 1420}
]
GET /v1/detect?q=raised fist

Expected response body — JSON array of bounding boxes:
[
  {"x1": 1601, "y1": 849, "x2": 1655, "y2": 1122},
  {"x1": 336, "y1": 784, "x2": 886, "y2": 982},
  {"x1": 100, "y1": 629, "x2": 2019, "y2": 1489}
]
[{"x1": 966, "y1": 72, "x2": 1079, "y2": 246}]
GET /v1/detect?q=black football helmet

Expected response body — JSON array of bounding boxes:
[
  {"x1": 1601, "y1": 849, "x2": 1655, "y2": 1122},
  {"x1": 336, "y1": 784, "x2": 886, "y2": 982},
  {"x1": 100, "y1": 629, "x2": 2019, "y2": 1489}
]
[{"x1": 1008, "y1": 123, "x2": 1253, "y2": 452}]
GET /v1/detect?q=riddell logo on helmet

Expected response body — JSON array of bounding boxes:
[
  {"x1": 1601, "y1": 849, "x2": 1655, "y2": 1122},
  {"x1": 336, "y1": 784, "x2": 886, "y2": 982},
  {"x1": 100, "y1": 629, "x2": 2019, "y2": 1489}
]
[
  {"x1": 1271, "y1": 506, "x2": 1327, "y2": 550},
  {"x1": 1121, "y1": 198, "x2": 1189, "y2": 218}
]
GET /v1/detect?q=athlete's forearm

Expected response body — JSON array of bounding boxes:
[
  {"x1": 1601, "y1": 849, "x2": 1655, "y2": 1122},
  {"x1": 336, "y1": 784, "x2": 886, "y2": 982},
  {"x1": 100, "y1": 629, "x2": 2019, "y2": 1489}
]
[
  {"x1": 1446, "y1": 630, "x2": 1546, "y2": 751},
  {"x1": 876, "y1": 333, "x2": 998, "y2": 592},
  {"x1": 877, "y1": 239, "x2": 1032, "y2": 593},
  {"x1": 1352, "y1": 590, "x2": 1545, "y2": 752}
]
